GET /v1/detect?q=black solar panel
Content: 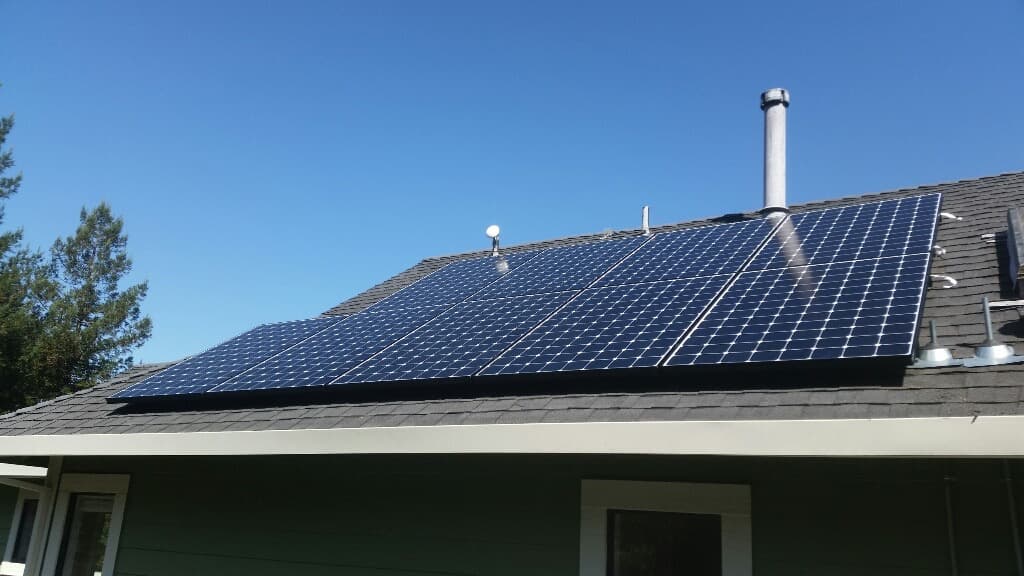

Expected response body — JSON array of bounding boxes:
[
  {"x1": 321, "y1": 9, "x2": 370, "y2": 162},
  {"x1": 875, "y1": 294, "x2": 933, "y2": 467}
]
[
  {"x1": 747, "y1": 194, "x2": 941, "y2": 271},
  {"x1": 470, "y1": 236, "x2": 645, "y2": 300},
  {"x1": 109, "y1": 317, "x2": 340, "y2": 400},
  {"x1": 368, "y1": 252, "x2": 535, "y2": 312},
  {"x1": 210, "y1": 305, "x2": 450, "y2": 392},
  {"x1": 597, "y1": 218, "x2": 774, "y2": 287},
  {"x1": 110, "y1": 192, "x2": 941, "y2": 403},
  {"x1": 335, "y1": 292, "x2": 573, "y2": 384},
  {"x1": 666, "y1": 253, "x2": 930, "y2": 365},
  {"x1": 482, "y1": 275, "x2": 728, "y2": 374}
]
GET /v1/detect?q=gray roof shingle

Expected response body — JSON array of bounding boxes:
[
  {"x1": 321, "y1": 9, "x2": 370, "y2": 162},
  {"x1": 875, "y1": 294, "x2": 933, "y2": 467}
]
[{"x1": 3, "y1": 171, "x2": 1024, "y2": 436}]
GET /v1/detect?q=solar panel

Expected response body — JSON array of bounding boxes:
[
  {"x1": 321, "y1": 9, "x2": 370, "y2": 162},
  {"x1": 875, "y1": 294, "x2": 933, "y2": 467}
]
[
  {"x1": 482, "y1": 275, "x2": 729, "y2": 374},
  {"x1": 470, "y1": 236, "x2": 645, "y2": 300},
  {"x1": 597, "y1": 218, "x2": 774, "y2": 287},
  {"x1": 747, "y1": 193, "x2": 941, "y2": 271},
  {"x1": 667, "y1": 253, "x2": 931, "y2": 365},
  {"x1": 210, "y1": 305, "x2": 450, "y2": 392},
  {"x1": 663, "y1": 194, "x2": 940, "y2": 366},
  {"x1": 368, "y1": 252, "x2": 535, "y2": 312},
  {"x1": 109, "y1": 317, "x2": 341, "y2": 400},
  {"x1": 334, "y1": 292, "x2": 574, "y2": 384},
  {"x1": 110, "y1": 192, "x2": 941, "y2": 402}
]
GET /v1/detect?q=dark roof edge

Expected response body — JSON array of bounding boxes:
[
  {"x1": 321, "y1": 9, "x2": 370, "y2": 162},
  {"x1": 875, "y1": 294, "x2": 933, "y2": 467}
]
[
  {"x1": 792, "y1": 170, "x2": 1024, "y2": 212},
  {"x1": 0, "y1": 363, "x2": 175, "y2": 421}
]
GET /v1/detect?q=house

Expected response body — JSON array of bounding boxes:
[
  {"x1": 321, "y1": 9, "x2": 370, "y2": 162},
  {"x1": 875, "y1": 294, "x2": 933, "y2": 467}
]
[{"x1": 0, "y1": 92, "x2": 1023, "y2": 576}]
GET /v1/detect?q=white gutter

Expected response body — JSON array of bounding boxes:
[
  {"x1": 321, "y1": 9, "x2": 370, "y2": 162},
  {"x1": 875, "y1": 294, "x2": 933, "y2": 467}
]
[{"x1": 0, "y1": 416, "x2": 1023, "y2": 457}]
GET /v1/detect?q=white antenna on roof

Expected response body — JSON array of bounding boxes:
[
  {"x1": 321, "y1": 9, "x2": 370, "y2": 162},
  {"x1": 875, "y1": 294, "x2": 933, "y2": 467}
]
[{"x1": 485, "y1": 224, "x2": 501, "y2": 257}]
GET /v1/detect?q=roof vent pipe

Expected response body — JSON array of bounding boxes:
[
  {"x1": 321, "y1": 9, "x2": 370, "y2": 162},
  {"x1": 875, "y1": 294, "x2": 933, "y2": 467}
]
[
  {"x1": 973, "y1": 296, "x2": 1016, "y2": 362},
  {"x1": 963, "y1": 296, "x2": 1024, "y2": 366},
  {"x1": 642, "y1": 205, "x2": 651, "y2": 235},
  {"x1": 914, "y1": 320, "x2": 956, "y2": 367},
  {"x1": 760, "y1": 88, "x2": 790, "y2": 216}
]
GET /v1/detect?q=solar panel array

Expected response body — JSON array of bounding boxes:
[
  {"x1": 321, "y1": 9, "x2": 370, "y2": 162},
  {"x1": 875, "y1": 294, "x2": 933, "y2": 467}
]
[
  {"x1": 110, "y1": 193, "x2": 941, "y2": 402},
  {"x1": 481, "y1": 219, "x2": 776, "y2": 375},
  {"x1": 109, "y1": 317, "x2": 341, "y2": 399}
]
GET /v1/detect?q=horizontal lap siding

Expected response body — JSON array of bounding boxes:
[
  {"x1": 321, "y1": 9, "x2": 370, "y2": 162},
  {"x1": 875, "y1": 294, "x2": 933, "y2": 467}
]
[
  {"x1": 60, "y1": 456, "x2": 1024, "y2": 576},
  {"x1": 85, "y1": 456, "x2": 579, "y2": 576}
]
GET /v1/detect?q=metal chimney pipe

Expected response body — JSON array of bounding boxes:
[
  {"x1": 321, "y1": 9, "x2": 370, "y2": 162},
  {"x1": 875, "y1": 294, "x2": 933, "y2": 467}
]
[
  {"x1": 642, "y1": 205, "x2": 651, "y2": 235},
  {"x1": 761, "y1": 88, "x2": 790, "y2": 215}
]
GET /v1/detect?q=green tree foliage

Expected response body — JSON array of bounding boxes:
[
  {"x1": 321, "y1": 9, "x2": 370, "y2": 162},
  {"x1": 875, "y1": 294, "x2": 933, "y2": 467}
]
[
  {"x1": 0, "y1": 97, "x2": 40, "y2": 409},
  {"x1": 0, "y1": 90, "x2": 151, "y2": 410},
  {"x1": 34, "y1": 204, "x2": 153, "y2": 393}
]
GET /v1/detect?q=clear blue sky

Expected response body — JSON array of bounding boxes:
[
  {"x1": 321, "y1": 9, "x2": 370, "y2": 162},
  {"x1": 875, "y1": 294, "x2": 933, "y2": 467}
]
[{"x1": 1, "y1": 1, "x2": 1022, "y2": 363}]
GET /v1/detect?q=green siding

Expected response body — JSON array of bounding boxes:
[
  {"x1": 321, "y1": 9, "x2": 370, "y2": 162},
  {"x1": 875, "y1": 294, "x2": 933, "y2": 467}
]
[{"x1": 60, "y1": 456, "x2": 1024, "y2": 576}]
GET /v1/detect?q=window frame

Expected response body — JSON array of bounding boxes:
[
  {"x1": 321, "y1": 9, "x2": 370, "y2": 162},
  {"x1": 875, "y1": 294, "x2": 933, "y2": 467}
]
[
  {"x1": 579, "y1": 479, "x2": 752, "y2": 576},
  {"x1": 39, "y1": 474, "x2": 129, "y2": 576},
  {"x1": 1, "y1": 489, "x2": 41, "y2": 576}
]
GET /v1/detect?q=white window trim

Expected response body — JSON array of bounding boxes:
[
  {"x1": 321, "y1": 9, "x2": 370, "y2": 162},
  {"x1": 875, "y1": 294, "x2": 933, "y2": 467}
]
[
  {"x1": 1, "y1": 489, "x2": 40, "y2": 576},
  {"x1": 579, "y1": 479, "x2": 752, "y2": 576},
  {"x1": 39, "y1": 474, "x2": 129, "y2": 576}
]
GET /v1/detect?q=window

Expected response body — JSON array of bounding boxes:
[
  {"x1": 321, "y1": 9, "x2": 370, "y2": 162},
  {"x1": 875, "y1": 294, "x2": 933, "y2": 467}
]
[
  {"x1": 579, "y1": 480, "x2": 751, "y2": 576},
  {"x1": 1, "y1": 491, "x2": 41, "y2": 576},
  {"x1": 40, "y1": 475, "x2": 128, "y2": 576}
]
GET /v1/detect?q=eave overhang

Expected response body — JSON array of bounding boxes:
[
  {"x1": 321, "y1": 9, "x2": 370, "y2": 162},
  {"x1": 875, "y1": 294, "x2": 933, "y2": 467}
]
[{"x1": 0, "y1": 416, "x2": 1023, "y2": 458}]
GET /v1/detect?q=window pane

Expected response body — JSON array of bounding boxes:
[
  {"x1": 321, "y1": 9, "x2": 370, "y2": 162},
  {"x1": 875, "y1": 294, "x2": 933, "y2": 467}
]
[
  {"x1": 57, "y1": 494, "x2": 114, "y2": 576},
  {"x1": 607, "y1": 509, "x2": 721, "y2": 576},
  {"x1": 11, "y1": 498, "x2": 38, "y2": 563}
]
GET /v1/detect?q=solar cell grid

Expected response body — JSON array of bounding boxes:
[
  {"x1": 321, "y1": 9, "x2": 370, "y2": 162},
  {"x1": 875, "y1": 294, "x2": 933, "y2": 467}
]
[
  {"x1": 596, "y1": 218, "x2": 774, "y2": 288},
  {"x1": 470, "y1": 236, "x2": 645, "y2": 300},
  {"x1": 111, "y1": 192, "x2": 943, "y2": 403},
  {"x1": 482, "y1": 275, "x2": 729, "y2": 375},
  {"x1": 109, "y1": 317, "x2": 341, "y2": 400},
  {"x1": 211, "y1": 304, "x2": 449, "y2": 392},
  {"x1": 666, "y1": 253, "x2": 930, "y2": 366},
  {"x1": 748, "y1": 193, "x2": 940, "y2": 271},
  {"x1": 335, "y1": 292, "x2": 573, "y2": 384},
  {"x1": 368, "y1": 252, "x2": 534, "y2": 312}
]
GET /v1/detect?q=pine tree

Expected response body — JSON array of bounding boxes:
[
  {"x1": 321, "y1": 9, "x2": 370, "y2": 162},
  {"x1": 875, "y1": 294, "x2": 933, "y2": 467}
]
[
  {"x1": 0, "y1": 89, "x2": 41, "y2": 409},
  {"x1": 1, "y1": 86, "x2": 152, "y2": 408},
  {"x1": 32, "y1": 204, "x2": 153, "y2": 393}
]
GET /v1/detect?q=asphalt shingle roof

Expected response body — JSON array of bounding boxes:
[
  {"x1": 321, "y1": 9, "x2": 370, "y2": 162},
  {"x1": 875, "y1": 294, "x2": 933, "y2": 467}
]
[{"x1": 3, "y1": 171, "x2": 1024, "y2": 436}]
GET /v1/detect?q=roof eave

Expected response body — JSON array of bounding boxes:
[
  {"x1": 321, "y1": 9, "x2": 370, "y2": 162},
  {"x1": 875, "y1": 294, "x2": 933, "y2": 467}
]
[{"x1": 1, "y1": 416, "x2": 1023, "y2": 459}]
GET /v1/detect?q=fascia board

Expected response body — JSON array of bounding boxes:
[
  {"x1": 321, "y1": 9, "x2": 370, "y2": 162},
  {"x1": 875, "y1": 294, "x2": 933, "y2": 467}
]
[{"x1": 0, "y1": 416, "x2": 1023, "y2": 458}]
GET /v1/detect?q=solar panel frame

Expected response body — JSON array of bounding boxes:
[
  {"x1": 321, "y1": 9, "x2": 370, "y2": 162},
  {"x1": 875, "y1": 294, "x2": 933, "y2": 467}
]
[{"x1": 108, "y1": 317, "x2": 342, "y2": 400}]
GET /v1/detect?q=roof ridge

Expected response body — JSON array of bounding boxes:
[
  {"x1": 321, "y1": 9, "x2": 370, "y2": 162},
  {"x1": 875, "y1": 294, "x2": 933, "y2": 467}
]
[
  {"x1": 792, "y1": 170, "x2": 1024, "y2": 210},
  {"x1": 324, "y1": 169, "x2": 1024, "y2": 318},
  {"x1": 414, "y1": 171, "x2": 1024, "y2": 265}
]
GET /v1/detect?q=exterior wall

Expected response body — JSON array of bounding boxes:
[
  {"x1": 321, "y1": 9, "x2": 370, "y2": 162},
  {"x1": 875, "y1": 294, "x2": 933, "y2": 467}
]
[{"x1": 60, "y1": 455, "x2": 1024, "y2": 576}]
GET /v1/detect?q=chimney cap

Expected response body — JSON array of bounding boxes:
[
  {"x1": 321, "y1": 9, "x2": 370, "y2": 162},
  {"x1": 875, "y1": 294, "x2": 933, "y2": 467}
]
[{"x1": 760, "y1": 88, "x2": 790, "y2": 110}]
